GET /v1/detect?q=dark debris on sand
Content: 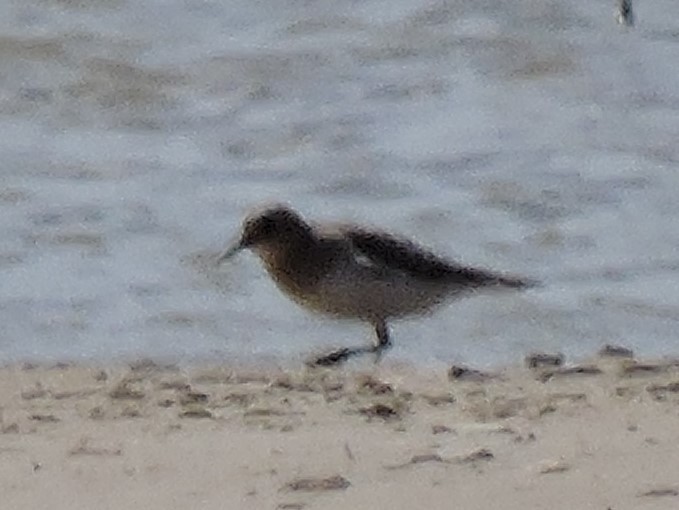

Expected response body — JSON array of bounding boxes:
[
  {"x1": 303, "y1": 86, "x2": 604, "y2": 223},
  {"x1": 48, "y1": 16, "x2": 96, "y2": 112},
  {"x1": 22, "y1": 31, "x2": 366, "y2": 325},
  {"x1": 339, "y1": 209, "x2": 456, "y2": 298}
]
[{"x1": 283, "y1": 475, "x2": 350, "y2": 493}]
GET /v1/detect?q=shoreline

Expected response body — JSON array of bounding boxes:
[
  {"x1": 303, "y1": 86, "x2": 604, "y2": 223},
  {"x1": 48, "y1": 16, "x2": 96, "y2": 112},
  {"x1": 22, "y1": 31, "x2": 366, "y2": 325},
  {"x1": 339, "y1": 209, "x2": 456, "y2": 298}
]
[
  {"x1": 4, "y1": 342, "x2": 678, "y2": 382},
  {"x1": 2, "y1": 339, "x2": 673, "y2": 371},
  {"x1": 2, "y1": 353, "x2": 679, "y2": 509}
]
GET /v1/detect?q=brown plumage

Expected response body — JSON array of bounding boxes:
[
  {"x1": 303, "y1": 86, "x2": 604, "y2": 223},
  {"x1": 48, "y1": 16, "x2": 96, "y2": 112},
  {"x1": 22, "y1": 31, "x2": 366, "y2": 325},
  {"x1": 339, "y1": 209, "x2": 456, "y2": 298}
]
[{"x1": 218, "y1": 204, "x2": 535, "y2": 366}]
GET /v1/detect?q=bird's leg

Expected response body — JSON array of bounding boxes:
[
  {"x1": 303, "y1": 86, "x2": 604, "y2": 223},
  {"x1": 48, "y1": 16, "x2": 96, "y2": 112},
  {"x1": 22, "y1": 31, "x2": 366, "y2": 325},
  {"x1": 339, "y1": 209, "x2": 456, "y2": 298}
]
[
  {"x1": 309, "y1": 320, "x2": 391, "y2": 367},
  {"x1": 372, "y1": 320, "x2": 392, "y2": 363}
]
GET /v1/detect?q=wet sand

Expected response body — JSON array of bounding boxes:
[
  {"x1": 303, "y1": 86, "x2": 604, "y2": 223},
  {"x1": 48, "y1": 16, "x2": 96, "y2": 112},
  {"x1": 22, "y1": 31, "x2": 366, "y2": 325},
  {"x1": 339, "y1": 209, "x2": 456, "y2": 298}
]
[{"x1": 1, "y1": 353, "x2": 678, "y2": 509}]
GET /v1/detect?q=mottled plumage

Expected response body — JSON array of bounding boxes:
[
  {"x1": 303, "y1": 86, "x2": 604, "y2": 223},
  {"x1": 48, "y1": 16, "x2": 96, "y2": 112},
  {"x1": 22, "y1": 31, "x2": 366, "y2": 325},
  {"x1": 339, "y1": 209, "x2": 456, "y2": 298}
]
[{"x1": 218, "y1": 205, "x2": 535, "y2": 366}]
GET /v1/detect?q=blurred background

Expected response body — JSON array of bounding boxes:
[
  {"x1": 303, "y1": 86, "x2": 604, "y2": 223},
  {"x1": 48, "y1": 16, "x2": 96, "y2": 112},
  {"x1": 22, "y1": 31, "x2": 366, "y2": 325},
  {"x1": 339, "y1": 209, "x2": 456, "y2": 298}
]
[{"x1": 1, "y1": 0, "x2": 678, "y2": 366}]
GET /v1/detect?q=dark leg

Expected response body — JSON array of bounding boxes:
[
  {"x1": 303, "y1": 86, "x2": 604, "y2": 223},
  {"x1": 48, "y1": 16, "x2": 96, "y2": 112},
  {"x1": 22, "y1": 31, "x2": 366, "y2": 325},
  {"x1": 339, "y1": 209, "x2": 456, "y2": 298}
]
[
  {"x1": 309, "y1": 319, "x2": 392, "y2": 367},
  {"x1": 373, "y1": 320, "x2": 392, "y2": 363}
]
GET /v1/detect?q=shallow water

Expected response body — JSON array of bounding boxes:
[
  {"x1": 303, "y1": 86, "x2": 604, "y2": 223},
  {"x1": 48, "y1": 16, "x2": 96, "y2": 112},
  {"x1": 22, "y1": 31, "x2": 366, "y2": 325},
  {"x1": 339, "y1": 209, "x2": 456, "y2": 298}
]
[{"x1": 1, "y1": 0, "x2": 679, "y2": 366}]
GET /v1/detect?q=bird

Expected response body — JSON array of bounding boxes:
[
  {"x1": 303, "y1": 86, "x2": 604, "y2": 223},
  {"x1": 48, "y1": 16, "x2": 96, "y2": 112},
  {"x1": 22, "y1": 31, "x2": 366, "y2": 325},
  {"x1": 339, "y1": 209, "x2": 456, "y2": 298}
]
[{"x1": 217, "y1": 204, "x2": 535, "y2": 366}]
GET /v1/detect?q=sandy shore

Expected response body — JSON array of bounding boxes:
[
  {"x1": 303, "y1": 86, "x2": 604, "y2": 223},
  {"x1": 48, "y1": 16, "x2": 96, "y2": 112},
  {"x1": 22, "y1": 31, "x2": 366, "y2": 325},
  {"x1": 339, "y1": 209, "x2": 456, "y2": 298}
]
[{"x1": 1, "y1": 353, "x2": 679, "y2": 509}]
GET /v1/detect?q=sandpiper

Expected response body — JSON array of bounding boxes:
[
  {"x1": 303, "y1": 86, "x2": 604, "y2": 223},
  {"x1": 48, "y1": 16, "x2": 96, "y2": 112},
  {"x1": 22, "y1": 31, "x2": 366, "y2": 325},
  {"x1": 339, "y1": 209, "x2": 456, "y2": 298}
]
[{"x1": 218, "y1": 205, "x2": 535, "y2": 366}]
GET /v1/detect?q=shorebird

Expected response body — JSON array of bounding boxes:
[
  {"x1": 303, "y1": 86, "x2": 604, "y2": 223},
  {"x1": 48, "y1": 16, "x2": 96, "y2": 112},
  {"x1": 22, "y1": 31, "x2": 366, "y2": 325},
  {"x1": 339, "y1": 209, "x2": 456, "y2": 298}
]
[{"x1": 218, "y1": 205, "x2": 535, "y2": 366}]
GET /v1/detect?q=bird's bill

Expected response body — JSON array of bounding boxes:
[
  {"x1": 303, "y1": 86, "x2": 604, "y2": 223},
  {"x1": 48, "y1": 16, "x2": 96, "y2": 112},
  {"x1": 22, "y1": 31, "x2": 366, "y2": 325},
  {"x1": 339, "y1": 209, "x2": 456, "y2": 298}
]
[{"x1": 215, "y1": 239, "x2": 244, "y2": 263}]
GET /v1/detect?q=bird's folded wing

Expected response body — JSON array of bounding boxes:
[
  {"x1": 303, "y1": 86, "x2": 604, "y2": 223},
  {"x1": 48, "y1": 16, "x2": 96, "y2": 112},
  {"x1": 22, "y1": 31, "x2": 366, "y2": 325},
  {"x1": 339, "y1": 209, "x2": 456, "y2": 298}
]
[{"x1": 342, "y1": 226, "x2": 504, "y2": 286}]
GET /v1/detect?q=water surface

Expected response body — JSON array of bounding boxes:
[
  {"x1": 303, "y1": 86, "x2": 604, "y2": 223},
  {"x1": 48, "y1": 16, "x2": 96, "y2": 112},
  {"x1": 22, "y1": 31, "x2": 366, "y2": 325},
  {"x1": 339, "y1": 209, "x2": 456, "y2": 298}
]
[{"x1": 1, "y1": 0, "x2": 679, "y2": 366}]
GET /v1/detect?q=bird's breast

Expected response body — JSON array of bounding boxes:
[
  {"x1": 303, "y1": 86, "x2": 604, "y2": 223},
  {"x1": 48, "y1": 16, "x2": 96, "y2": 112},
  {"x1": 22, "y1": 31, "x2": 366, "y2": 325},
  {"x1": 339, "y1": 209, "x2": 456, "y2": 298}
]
[{"x1": 256, "y1": 246, "x2": 322, "y2": 297}]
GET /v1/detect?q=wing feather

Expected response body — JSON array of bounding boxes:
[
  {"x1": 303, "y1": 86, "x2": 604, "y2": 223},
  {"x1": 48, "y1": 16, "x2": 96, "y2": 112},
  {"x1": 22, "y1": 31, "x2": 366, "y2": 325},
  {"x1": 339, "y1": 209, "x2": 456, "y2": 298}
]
[{"x1": 343, "y1": 227, "x2": 531, "y2": 288}]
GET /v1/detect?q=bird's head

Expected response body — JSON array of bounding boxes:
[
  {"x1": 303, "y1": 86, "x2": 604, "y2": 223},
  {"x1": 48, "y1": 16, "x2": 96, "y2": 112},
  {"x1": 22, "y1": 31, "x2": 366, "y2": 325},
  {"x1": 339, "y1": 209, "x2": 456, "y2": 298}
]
[{"x1": 217, "y1": 205, "x2": 310, "y2": 261}]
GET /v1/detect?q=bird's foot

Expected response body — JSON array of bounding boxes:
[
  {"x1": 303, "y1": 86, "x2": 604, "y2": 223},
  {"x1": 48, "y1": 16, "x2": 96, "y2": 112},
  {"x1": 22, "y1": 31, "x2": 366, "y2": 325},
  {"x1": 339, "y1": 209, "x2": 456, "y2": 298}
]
[
  {"x1": 309, "y1": 347, "x2": 355, "y2": 367},
  {"x1": 308, "y1": 346, "x2": 375, "y2": 367}
]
